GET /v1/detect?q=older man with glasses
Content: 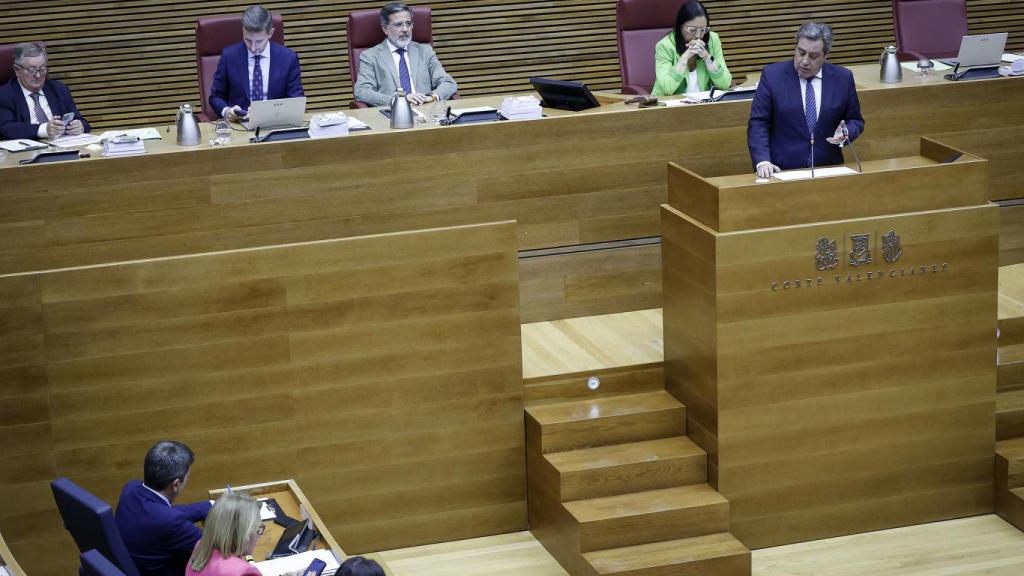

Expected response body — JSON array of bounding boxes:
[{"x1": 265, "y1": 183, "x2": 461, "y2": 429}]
[{"x1": 0, "y1": 42, "x2": 89, "y2": 140}]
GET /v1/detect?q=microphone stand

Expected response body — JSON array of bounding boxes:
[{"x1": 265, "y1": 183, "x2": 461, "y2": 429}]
[
  {"x1": 810, "y1": 135, "x2": 815, "y2": 178},
  {"x1": 840, "y1": 121, "x2": 862, "y2": 173}
]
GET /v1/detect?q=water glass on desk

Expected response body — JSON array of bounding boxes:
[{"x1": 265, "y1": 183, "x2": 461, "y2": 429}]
[
  {"x1": 215, "y1": 119, "x2": 232, "y2": 145},
  {"x1": 916, "y1": 59, "x2": 935, "y2": 79}
]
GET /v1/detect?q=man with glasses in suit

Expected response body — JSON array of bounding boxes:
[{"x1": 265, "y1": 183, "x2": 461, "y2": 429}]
[
  {"x1": 354, "y1": 2, "x2": 457, "y2": 107},
  {"x1": 0, "y1": 42, "x2": 89, "y2": 140}
]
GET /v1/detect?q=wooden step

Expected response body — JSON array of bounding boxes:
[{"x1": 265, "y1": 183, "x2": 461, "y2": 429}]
[
  {"x1": 998, "y1": 389, "x2": 1024, "y2": 440},
  {"x1": 998, "y1": 345, "x2": 1024, "y2": 392},
  {"x1": 584, "y1": 532, "x2": 751, "y2": 576},
  {"x1": 546, "y1": 437, "x2": 707, "y2": 501},
  {"x1": 527, "y1": 391, "x2": 685, "y2": 454},
  {"x1": 997, "y1": 437, "x2": 1024, "y2": 489},
  {"x1": 564, "y1": 484, "x2": 729, "y2": 552}
]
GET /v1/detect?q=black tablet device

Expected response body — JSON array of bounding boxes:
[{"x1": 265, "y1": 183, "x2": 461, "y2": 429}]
[
  {"x1": 19, "y1": 150, "x2": 81, "y2": 164},
  {"x1": 529, "y1": 77, "x2": 601, "y2": 111},
  {"x1": 266, "y1": 519, "x2": 318, "y2": 560}
]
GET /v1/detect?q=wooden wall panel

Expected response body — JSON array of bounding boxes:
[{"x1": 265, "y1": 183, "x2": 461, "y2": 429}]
[
  {"x1": 0, "y1": 222, "x2": 526, "y2": 576},
  {"x1": 0, "y1": 1, "x2": 1021, "y2": 129}
]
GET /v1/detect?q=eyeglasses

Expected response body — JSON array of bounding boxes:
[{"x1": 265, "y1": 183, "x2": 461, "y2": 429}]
[
  {"x1": 15, "y1": 65, "x2": 47, "y2": 77},
  {"x1": 684, "y1": 26, "x2": 710, "y2": 35},
  {"x1": 255, "y1": 524, "x2": 266, "y2": 536},
  {"x1": 388, "y1": 21, "x2": 414, "y2": 29}
]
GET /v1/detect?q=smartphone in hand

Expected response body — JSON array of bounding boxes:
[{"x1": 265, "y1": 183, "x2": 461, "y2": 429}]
[{"x1": 302, "y1": 558, "x2": 327, "y2": 576}]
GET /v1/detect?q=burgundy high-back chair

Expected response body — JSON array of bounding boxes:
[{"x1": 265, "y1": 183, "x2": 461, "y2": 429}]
[
  {"x1": 195, "y1": 13, "x2": 285, "y2": 121},
  {"x1": 0, "y1": 41, "x2": 46, "y2": 86},
  {"x1": 347, "y1": 6, "x2": 434, "y2": 108},
  {"x1": 616, "y1": 0, "x2": 683, "y2": 95},
  {"x1": 892, "y1": 0, "x2": 968, "y2": 61}
]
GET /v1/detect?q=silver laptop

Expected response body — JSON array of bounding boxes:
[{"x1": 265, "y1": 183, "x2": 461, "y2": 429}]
[
  {"x1": 939, "y1": 33, "x2": 1008, "y2": 68},
  {"x1": 241, "y1": 97, "x2": 307, "y2": 131}
]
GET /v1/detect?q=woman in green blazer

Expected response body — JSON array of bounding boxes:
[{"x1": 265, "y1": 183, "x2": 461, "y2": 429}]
[{"x1": 652, "y1": 1, "x2": 732, "y2": 96}]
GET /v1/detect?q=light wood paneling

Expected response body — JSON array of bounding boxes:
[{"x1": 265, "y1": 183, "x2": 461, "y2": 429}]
[
  {"x1": 519, "y1": 242, "x2": 662, "y2": 324},
  {"x1": 752, "y1": 515, "x2": 1024, "y2": 576},
  {"x1": 0, "y1": 1, "x2": 1021, "y2": 130},
  {"x1": 521, "y1": 309, "x2": 663, "y2": 381},
  {"x1": 370, "y1": 530, "x2": 570, "y2": 576},
  {"x1": 0, "y1": 222, "x2": 525, "y2": 575},
  {"x1": 662, "y1": 148, "x2": 998, "y2": 548}
]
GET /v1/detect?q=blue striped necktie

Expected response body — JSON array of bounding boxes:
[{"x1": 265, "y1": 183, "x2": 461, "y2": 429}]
[
  {"x1": 30, "y1": 92, "x2": 48, "y2": 124},
  {"x1": 804, "y1": 79, "x2": 817, "y2": 167},
  {"x1": 252, "y1": 54, "x2": 264, "y2": 101},
  {"x1": 396, "y1": 48, "x2": 412, "y2": 93}
]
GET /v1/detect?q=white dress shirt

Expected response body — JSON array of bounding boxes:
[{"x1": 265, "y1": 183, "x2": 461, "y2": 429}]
[
  {"x1": 20, "y1": 83, "x2": 54, "y2": 139},
  {"x1": 387, "y1": 39, "x2": 417, "y2": 94},
  {"x1": 248, "y1": 41, "x2": 271, "y2": 100},
  {"x1": 142, "y1": 483, "x2": 172, "y2": 508},
  {"x1": 756, "y1": 67, "x2": 825, "y2": 171},
  {"x1": 221, "y1": 42, "x2": 272, "y2": 119},
  {"x1": 800, "y1": 69, "x2": 823, "y2": 120}
]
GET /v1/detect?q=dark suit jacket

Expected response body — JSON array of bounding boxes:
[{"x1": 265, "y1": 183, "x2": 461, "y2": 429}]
[
  {"x1": 747, "y1": 61, "x2": 864, "y2": 170},
  {"x1": 114, "y1": 480, "x2": 213, "y2": 576},
  {"x1": 0, "y1": 77, "x2": 90, "y2": 140},
  {"x1": 208, "y1": 41, "x2": 303, "y2": 118}
]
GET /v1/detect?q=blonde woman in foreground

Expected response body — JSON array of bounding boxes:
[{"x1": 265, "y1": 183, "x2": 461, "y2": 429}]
[{"x1": 186, "y1": 492, "x2": 263, "y2": 576}]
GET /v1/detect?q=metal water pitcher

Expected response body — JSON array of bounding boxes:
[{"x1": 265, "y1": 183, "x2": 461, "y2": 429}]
[
  {"x1": 880, "y1": 46, "x2": 903, "y2": 84},
  {"x1": 175, "y1": 104, "x2": 201, "y2": 146},
  {"x1": 389, "y1": 89, "x2": 415, "y2": 129}
]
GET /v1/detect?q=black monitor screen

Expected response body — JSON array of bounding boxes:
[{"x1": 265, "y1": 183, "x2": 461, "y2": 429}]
[{"x1": 529, "y1": 77, "x2": 601, "y2": 112}]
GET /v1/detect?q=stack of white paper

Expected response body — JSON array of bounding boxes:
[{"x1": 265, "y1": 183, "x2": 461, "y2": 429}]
[
  {"x1": 254, "y1": 550, "x2": 340, "y2": 576},
  {"x1": 499, "y1": 95, "x2": 542, "y2": 120},
  {"x1": 98, "y1": 128, "x2": 163, "y2": 141},
  {"x1": 309, "y1": 112, "x2": 350, "y2": 138},
  {"x1": 103, "y1": 138, "x2": 146, "y2": 157}
]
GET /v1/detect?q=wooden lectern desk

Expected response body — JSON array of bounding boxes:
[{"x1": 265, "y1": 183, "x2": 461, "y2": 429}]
[
  {"x1": 0, "y1": 531, "x2": 26, "y2": 576},
  {"x1": 662, "y1": 138, "x2": 998, "y2": 549},
  {"x1": 209, "y1": 480, "x2": 345, "y2": 566}
]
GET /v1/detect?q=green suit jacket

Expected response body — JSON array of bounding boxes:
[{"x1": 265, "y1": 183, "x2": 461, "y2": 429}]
[{"x1": 652, "y1": 31, "x2": 732, "y2": 96}]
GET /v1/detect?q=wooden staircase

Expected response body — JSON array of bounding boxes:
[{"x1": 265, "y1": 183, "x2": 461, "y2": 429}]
[
  {"x1": 997, "y1": 264, "x2": 1024, "y2": 531},
  {"x1": 526, "y1": 387, "x2": 750, "y2": 576}
]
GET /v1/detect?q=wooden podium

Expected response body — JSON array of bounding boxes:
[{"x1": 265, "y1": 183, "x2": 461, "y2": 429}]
[{"x1": 661, "y1": 138, "x2": 998, "y2": 549}]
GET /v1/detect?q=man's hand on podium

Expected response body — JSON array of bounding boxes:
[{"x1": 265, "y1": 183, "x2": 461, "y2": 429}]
[{"x1": 756, "y1": 161, "x2": 781, "y2": 179}]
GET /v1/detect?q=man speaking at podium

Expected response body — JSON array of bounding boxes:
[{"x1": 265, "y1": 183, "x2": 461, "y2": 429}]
[{"x1": 747, "y1": 22, "x2": 864, "y2": 179}]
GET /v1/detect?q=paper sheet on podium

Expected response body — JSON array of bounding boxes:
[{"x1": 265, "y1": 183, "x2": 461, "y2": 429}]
[
  {"x1": 254, "y1": 549, "x2": 340, "y2": 576},
  {"x1": 774, "y1": 166, "x2": 858, "y2": 181}
]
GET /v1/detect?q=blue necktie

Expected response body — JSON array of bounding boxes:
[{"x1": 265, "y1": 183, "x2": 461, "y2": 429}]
[
  {"x1": 804, "y1": 79, "x2": 817, "y2": 167},
  {"x1": 396, "y1": 48, "x2": 412, "y2": 93},
  {"x1": 251, "y1": 54, "x2": 264, "y2": 102},
  {"x1": 30, "y1": 92, "x2": 48, "y2": 124}
]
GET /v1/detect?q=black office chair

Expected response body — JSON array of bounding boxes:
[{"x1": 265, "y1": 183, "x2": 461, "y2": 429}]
[
  {"x1": 51, "y1": 478, "x2": 140, "y2": 576},
  {"x1": 81, "y1": 550, "x2": 128, "y2": 576}
]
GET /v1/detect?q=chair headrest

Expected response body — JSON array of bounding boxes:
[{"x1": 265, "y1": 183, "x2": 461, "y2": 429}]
[
  {"x1": 196, "y1": 13, "x2": 285, "y2": 56},
  {"x1": 347, "y1": 7, "x2": 433, "y2": 49},
  {"x1": 618, "y1": 0, "x2": 686, "y2": 31}
]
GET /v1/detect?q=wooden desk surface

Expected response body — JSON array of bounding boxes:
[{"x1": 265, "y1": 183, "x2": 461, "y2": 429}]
[
  {"x1": 209, "y1": 480, "x2": 345, "y2": 563},
  {"x1": 0, "y1": 531, "x2": 26, "y2": 576}
]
